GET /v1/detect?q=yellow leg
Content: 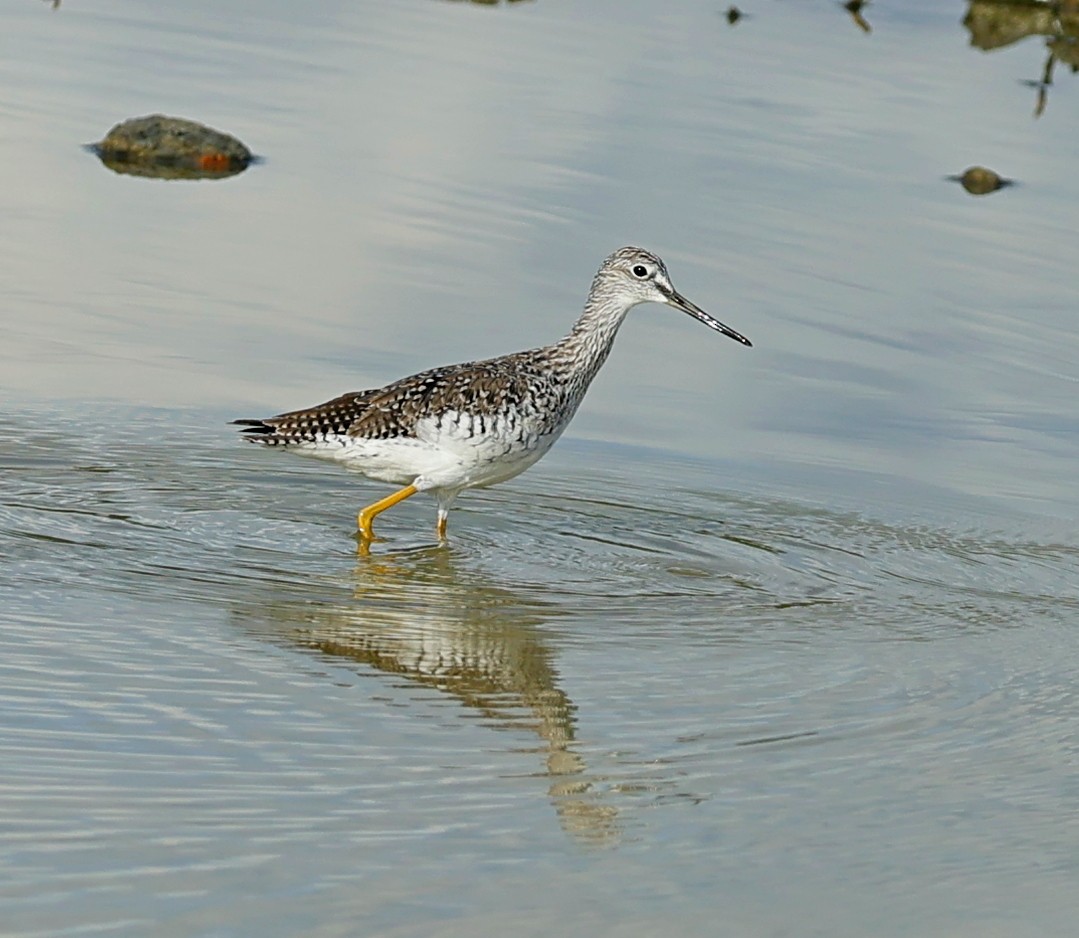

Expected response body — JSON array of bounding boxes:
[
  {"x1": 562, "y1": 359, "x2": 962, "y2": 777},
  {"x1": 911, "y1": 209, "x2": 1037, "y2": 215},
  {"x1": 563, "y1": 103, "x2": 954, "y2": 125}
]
[
  {"x1": 436, "y1": 513, "x2": 448, "y2": 540},
  {"x1": 357, "y1": 484, "x2": 418, "y2": 541}
]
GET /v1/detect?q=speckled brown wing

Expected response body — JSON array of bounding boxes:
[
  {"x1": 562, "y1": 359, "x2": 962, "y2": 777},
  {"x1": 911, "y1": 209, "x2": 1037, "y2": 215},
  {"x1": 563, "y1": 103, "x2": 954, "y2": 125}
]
[
  {"x1": 345, "y1": 360, "x2": 541, "y2": 440},
  {"x1": 233, "y1": 358, "x2": 544, "y2": 446}
]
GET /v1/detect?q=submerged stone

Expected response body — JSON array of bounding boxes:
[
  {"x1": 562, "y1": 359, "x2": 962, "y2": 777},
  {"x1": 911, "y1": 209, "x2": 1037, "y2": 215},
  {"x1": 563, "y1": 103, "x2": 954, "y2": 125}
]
[
  {"x1": 949, "y1": 165, "x2": 1014, "y2": 195},
  {"x1": 90, "y1": 115, "x2": 254, "y2": 180}
]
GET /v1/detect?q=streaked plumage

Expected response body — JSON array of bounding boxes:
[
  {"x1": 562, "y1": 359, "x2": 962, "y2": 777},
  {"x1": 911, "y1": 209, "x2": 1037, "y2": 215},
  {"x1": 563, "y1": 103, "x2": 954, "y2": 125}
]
[{"x1": 234, "y1": 247, "x2": 751, "y2": 542}]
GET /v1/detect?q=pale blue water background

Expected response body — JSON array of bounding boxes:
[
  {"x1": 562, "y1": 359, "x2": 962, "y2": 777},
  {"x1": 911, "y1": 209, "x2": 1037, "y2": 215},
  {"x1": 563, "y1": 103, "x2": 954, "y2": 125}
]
[{"x1": 2, "y1": 1, "x2": 1079, "y2": 935}]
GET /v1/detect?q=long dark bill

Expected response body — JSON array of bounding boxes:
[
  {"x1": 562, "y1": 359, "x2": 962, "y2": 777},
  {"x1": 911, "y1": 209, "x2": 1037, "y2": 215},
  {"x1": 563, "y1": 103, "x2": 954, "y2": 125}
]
[{"x1": 667, "y1": 290, "x2": 752, "y2": 347}]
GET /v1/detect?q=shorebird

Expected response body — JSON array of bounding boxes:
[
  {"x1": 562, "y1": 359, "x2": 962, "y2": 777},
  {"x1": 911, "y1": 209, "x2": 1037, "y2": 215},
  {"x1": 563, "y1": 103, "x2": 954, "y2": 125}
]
[{"x1": 234, "y1": 247, "x2": 751, "y2": 543}]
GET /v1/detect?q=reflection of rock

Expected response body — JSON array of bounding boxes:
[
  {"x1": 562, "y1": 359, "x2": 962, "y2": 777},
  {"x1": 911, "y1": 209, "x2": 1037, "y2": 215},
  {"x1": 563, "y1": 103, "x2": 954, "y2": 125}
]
[
  {"x1": 964, "y1": 0, "x2": 1079, "y2": 49},
  {"x1": 233, "y1": 548, "x2": 619, "y2": 845},
  {"x1": 948, "y1": 165, "x2": 1014, "y2": 195},
  {"x1": 88, "y1": 115, "x2": 254, "y2": 181},
  {"x1": 964, "y1": 2, "x2": 1079, "y2": 114},
  {"x1": 1048, "y1": 33, "x2": 1079, "y2": 69},
  {"x1": 964, "y1": 0, "x2": 1057, "y2": 50}
]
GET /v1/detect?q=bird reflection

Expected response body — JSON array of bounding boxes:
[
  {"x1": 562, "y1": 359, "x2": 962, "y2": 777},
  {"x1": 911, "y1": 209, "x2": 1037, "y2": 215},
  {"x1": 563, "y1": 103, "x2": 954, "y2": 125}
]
[{"x1": 232, "y1": 546, "x2": 619, "y2": 845}]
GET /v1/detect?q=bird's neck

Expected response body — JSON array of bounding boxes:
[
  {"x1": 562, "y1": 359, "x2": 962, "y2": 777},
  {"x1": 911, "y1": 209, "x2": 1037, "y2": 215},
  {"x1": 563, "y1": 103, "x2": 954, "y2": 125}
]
[{"x1": 552, "y1": 299, "x2": 632, "y2": 384}]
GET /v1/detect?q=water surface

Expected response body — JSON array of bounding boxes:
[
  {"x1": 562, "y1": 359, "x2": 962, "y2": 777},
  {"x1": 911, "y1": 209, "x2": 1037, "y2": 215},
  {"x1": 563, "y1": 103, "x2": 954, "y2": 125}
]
[{"x1": 2, "y1": 1, "x2": 1079, "y2": 935}]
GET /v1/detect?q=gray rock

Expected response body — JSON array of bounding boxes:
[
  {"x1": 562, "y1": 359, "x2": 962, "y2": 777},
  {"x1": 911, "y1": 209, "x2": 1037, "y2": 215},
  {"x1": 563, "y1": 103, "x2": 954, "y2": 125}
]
[{"x1": 90, "y1": 115, "x2": 254, "y2": 180}]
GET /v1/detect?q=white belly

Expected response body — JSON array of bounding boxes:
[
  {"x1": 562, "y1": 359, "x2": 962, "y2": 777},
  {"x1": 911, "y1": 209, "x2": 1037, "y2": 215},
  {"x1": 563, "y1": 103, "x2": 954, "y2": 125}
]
[{"x1": 293, "y1": 409, "x2": 563, "y2": 493}]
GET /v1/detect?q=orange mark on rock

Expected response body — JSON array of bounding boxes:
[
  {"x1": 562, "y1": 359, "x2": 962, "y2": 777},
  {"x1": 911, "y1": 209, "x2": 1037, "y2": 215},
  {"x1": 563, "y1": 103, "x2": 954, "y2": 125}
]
[{"x1": 198, "y1": 153, "x2": 232, "y2": 171}]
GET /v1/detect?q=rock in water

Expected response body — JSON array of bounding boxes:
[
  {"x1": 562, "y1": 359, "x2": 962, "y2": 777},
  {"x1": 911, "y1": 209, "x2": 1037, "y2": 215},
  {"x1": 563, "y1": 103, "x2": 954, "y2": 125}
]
[{"x1": 90, "y1": 115, "x2": 254, "y2": 180}]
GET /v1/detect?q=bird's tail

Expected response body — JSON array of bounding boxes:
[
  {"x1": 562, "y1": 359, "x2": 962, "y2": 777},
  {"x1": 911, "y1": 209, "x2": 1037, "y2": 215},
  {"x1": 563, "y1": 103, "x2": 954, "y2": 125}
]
[{"x1": 231, "y1": 418, "x2": 290, "y2": 445}]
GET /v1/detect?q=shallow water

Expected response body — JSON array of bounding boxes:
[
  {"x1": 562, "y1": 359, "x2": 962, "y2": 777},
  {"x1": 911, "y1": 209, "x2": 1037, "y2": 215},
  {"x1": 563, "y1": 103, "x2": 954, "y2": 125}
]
[{"x1": 3, "y1": 1, "x2": 1079, "y2": 935}]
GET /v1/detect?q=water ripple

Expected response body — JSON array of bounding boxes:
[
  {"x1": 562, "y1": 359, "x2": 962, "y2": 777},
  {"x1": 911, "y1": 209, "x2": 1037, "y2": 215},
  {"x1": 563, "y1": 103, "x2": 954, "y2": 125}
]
[{"x1": 3, "y1": 409, "x2": 1079, "y2": 935}]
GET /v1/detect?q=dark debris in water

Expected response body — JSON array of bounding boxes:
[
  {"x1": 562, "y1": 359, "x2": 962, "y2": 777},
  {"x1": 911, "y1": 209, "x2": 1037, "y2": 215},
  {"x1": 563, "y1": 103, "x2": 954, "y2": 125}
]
[
  {"x1": 843, "y1": 0, "x2": 872, "y2": 34},
  {"x1": 947, "y1": 165, "x2": 1016, "y2": 195},
  {"x1": 87, "y1": 115, "x2": 257, "y2": 181}
]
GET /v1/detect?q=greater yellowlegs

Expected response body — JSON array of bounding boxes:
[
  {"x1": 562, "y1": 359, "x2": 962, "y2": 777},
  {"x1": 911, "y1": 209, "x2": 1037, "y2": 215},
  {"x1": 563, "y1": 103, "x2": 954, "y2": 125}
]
[{"x1": 234, "y1": 247, "x2": 751, "y2": 542}]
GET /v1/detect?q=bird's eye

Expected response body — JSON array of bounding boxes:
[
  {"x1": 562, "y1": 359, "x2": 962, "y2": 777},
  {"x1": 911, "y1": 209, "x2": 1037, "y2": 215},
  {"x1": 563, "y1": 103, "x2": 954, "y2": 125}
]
[{"x1": 631, "y1": 264, "x2": 649, "y2": 279}]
